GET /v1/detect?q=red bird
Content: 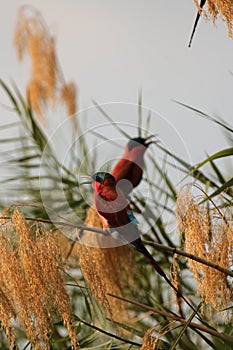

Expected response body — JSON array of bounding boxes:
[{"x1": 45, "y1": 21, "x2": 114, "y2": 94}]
[
  {"x1": 111, "y1": 136, "x2": 154, "y2": 196},
  {"x1": 89, "y1": 171, "x2": 200, "y2": 318}
]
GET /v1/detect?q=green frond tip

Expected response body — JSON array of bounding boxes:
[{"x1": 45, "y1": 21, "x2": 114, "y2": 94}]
[
  {"x1": 208, "y1": 177, "x2": 233, "y2": 199},
  {"x1": 191, "y1": 148, "x2": 233, "y2": 173},
  {"x1": 173, "y1": 100, "x2": 233, "y2": 134},
  {"x1": 0, "y1": 79, "x2": 21, "y2": 115},
  {"x1": 138, "y1": 89, "x2": 142, "y2": 137},
  {"x1": 145, "y1": 110, "x2": 151, "y2": 138}
]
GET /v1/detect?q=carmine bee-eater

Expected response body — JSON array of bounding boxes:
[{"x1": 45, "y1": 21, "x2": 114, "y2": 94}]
[
  {"x1": 111, "y1": 136, "x2": 155, "y2": 196},
  {"x1": 85, "y1": 171, "x2": 200, "y2": 318}
]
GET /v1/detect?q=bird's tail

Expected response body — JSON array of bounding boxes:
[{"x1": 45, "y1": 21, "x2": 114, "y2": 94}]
[{"x1": 132, "y1": 239, "x2": 201, "y2": 320}]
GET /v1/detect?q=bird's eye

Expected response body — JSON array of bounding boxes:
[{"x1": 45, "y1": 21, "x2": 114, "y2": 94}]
[{"x1": 95, "y1": 174, "x2": 103, "y2": 183}]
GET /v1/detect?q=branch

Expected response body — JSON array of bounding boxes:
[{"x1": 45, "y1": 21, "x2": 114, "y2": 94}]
[
  {"x1": 0, "y1": 216, "x2": 108, "y2": 235},
  {"x1": 2, "y1": 215, "x2": 232, "y2": 277},
  {"x1": 107, "y1": 293, "x2": 233, "y2": 343},
  {"x1": 143, "y1": 240, "x2": 233, "y2": 277}
]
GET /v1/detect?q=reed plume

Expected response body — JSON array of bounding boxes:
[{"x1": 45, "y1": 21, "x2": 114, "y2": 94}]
[
  {"x1": 67, "y1": 206, "x2": 138, "y2": 323},
  {"x1": 194, "y1": 0, "x2": 233, "y2": 37},
  {"x1": 0, "y1": 208, "x2": 79, "y2": 350},
  {"x1": 14, "y1": 5, "x2": 77, "y2": 123},
  {"x1": 140, "y1": 326, "x2": 161, "y2": 350},
  {"x1": 176, "y1": 186, "x2": 233, "y2": 316}
]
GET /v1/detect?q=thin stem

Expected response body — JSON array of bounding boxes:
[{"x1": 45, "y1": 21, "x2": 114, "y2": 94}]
[
  {"x1": 75, "y1": 317, "x2": 141, "y2": 347},
  {"x1": 194, "y1": 184, "x2": 229, "y2": 225},
  {"x1": 130, "y1": 198, "x2": 163, "y2": 244}
]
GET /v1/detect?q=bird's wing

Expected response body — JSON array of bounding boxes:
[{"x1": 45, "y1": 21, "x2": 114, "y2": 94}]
[
  {"x1": 112, "y1": 158, "x2": 142, "y2": 195},
  {"x1": 95, "y1": 190, "x2": 141, "y2": 243}
]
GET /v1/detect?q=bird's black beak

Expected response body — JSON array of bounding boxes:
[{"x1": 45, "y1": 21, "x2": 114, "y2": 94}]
[{"x1": 144, "y1": 134, "x2": 159, "y2": 146}]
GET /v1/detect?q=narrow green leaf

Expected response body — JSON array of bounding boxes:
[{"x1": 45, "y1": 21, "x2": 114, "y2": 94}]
[
  {"x1": 92, "y1": 100, "x2": 131, "y2": 138},
  {"x1": 107, "y1": 318, "x2": 144, "y2": 337},
  {"x1": 145, "y1": 110, "x2": 151, "y2": 138},
  {"x1": 0, "y1": 121, "x2": 21, "y2": 130},
  {"x1": 138, "y1": 89, "x2": 142, "y2": 137},
  {"x1": 170, "y1": 303, "x2": 202, "y2": 350},
  {"x1": 209, "y1": 159, "x2": 226, "y2": 184},
  {"x1": 0, "y1": 136, "x2": 29, "y2": 143},
  {"x1": 148, "y1": 154, "x2": 176, "y2": 198},
  {"x1": 174, "y1": 101, "x2": 233, "y2": 134},
  {"x1": 191, "y1": 148, "x2": 233, "y2": 173},
  {"x1": 0, "y1": 79, "x2": 21, "y2": 115},
  {"x1": 208, "y1": 177, "x2": 233, "y2": 199},
  {"x1": 89, "y1": 129, "x2": 122, "y2": 147},
  {"x1": 8, "y1": 154, "x2": 41, "y2": 163}
]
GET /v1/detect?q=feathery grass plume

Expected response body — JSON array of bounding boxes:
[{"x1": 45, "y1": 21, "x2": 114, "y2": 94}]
[
  {"x1": 55, "y1": 231, "x2": 79, "y2": 266},
  {"x1": 14, "y1": 5, "x2": 77, "y2": 123},
  {"x1": 74, "y1": 206, "x2": 137, "y2": 323},
  {"x1": 170, "y1": 253, "x2": 180, "y2": 292},
  {"x1": 194, "y1": 0, "x2": 233, "y2": 38},
  {"x1": 170, "y1": 253, "x2": 184, "y2": 316},
  {"x1": 0, "y1": 288, "x2": 16, "y2": 349},
  {"x1": 0, "y1": 208, "x2": 79, "y2": 350},
  {"x1": 61, "y1": 81, "x2": 77, "y2": 117},
  {"x1": 176, "y1": 186, "x2": 233, "y2": 316},
  {"x1": 140, "y1": 326, "x2": 161, "y2": 350}
]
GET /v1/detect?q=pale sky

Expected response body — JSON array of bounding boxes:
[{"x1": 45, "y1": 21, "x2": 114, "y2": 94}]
[{"x1": 0, "y1": 0, "x2": 233, "y2": 167}]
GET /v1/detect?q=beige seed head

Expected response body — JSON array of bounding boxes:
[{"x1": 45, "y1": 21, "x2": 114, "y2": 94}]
[
  {"x1": 0, "y1": 208, "x2": 79, "y2": 349},
  {"x1": 194, "y1": 0, "x2": 233, "y2": 38},
  {"x1": 176, "y1": 186, "x2": 233, "y2": 317},
  {"x1": 14, "y1": 6, "x2": 78, "y2": 124},
  {"x1": 68, "y1": 206, "x2": 138, "y2": 324}
]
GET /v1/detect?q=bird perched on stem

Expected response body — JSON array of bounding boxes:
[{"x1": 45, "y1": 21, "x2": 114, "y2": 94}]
[
  {"x1": 111, "y1": 135, "x2": 156, "y2": 196},
  {"x1": 83, "y1": 171, "x2": 201, "y2": 319}
]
